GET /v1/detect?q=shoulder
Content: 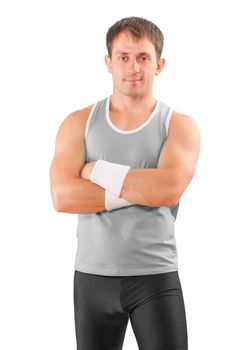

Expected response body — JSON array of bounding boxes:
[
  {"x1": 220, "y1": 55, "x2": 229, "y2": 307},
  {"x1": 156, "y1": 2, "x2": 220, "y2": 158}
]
[
  {"x1": 65, "y1": 103, "x2": 95, "y2": 125},
  {"x1": 166, "y1": 110, "x2": 201, "y2": 152},
  {"x1": 168, "y1": 110, "x2": 200, "y2": 139},
  {"x1": 56, "y1": 103, "x2": 96, "y2": 137}
]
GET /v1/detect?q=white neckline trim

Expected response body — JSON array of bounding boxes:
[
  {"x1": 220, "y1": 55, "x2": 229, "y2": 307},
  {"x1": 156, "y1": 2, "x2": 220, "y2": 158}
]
[
  {"x1": 165, "y1": 108, "x2": 173, "y2": 136},
  {"x1": 105, "y1": 96, "x2": 161, "y2": 134},
  {"x1": 85, "y1": 103, "x2": 97, "y2": 139}
]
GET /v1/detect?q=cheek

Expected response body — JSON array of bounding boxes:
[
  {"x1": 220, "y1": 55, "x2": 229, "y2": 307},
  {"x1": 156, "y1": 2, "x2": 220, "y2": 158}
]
[
  {"x1": 112, "y1": 69, "x2": 123, "y2": 81},
  {"x1": 145, "y1": 70, "x2": 156, "y2": 80}
]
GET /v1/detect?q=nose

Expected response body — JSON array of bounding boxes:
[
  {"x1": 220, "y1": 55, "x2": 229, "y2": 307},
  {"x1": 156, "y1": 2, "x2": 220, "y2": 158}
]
[{"x1": 127, "y1": 58, "x2": 141, "y2": 74}]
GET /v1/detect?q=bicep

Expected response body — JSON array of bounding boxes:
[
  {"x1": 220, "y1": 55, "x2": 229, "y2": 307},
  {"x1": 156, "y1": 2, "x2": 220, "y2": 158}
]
[
  {"x1": 49, "y1": 113, "x2": 85, "y2": 193},
  {"x1": 158, "y1": 113, "x2": 201, "y2": 182}
]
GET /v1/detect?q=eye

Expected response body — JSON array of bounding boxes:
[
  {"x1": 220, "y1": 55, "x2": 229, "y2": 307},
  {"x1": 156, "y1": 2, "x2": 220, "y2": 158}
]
[
  {"x1": 119, "y1": 56, "x2": 128, "y2": 61},
  {"x1": 140, "y1": 57, "x2": 148, "y2": 61}
]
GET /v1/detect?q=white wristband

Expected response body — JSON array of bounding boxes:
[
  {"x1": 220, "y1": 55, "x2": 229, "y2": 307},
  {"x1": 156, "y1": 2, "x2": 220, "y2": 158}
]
[
  {"x1": 105, "y1": 189, "x2": 133, "y2": 211},
  {"x1": 90, "y1": 160, "x2": 131, "y2": 197}
]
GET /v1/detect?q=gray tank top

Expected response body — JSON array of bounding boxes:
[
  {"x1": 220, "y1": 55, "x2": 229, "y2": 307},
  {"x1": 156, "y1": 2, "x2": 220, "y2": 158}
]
[{"x1": 74, "y1": 96, "x2": 179, "y2": 276}]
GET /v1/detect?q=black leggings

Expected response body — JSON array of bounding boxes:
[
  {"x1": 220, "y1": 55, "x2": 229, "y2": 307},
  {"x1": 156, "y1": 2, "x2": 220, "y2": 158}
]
[{"x1": 73, "y1": 270, "x2": 188, "y2": 350}]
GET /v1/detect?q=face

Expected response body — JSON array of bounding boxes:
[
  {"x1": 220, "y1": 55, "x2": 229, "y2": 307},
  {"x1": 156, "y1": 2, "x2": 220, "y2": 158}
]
[{"x1": 105, "y1": 31, "x2": 165, "y2": 98}]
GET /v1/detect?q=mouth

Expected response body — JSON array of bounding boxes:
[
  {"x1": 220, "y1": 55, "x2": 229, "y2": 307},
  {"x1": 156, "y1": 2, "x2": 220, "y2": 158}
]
[{"x1": 124, "y1": 79, "x2": 143, "y2": 84}]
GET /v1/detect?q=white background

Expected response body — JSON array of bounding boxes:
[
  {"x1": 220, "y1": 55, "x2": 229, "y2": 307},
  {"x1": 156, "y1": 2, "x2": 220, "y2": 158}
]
[{"x1": 0, "y1": 0, "x2": 232, "y2": 349}]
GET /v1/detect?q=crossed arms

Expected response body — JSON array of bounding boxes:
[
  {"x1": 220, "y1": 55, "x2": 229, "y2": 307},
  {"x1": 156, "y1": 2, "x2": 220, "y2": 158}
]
[{"x1": 49, "y1": 110, "x2": 201, "y2": 214}]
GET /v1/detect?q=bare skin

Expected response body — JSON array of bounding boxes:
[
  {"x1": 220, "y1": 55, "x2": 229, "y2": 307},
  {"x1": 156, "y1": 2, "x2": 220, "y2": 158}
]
[{"x1": 49, "y1": 31, "x2": 201, "y2": 214}]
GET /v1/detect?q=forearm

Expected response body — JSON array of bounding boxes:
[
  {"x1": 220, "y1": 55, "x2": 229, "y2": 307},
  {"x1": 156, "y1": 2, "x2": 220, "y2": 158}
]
[
  {"x1": 79, "y1": 160, "x2": 180, "y2": 210},
  {"x1": 89, "y1": 160, "x2": 180, "y2": 207},
  {"x1": 53, "y1": 178, "x2": 106, "y2": 214},
  {"x1": 120, "y1": 168, "x2": 179, "y2": 207}
]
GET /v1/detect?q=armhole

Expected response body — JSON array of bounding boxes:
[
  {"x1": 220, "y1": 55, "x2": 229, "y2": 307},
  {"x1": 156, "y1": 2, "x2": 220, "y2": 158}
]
[
  {"x1": 85, "y1": 103, "x2": 98, "y2": 139},
  {"x1": 165, "y1": 108, "x2": 173, "y2": 137}
]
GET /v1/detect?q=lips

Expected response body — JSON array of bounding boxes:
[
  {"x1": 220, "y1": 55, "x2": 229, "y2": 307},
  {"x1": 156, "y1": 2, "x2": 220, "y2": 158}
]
[{"x1": 124, "y1": 79, "x2": 142, "y2": 82}]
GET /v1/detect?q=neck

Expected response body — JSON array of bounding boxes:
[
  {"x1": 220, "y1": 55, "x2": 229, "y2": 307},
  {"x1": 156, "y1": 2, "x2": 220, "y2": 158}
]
[{"x1": 109, "y1": 91, "x2": 157, "y2": 114}]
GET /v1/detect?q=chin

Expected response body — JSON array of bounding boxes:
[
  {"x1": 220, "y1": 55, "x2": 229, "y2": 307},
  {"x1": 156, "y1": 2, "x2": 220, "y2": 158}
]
[{"x1": 124, "y1": 91, "x2": 143, "y2": 98}]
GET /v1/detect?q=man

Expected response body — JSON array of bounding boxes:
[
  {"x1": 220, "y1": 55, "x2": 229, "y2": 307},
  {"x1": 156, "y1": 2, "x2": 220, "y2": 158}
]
[{"x1": 50, "y1": 16, "x2": 200, "y2": 350}]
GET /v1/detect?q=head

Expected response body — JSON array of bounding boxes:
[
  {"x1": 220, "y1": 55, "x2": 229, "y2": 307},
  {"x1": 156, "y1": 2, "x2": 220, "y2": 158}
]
[{"x1": 105, "y1": 16, "x2": 166, "y2": 98}]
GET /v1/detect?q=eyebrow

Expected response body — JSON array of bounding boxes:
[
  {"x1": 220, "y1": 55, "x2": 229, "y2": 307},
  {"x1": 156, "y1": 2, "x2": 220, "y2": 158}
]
[{"x1": 114, "y1": 51, "x2": 153, "y2": 57}]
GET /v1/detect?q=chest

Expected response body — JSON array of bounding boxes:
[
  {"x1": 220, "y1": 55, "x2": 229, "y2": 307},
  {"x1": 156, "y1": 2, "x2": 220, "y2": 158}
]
[
  {"x1": 85, "y1": 118, "x2": 165, "y2": 169},
  {"x1": 109, "y1": 112, "x2": 151, "y2": 131}
]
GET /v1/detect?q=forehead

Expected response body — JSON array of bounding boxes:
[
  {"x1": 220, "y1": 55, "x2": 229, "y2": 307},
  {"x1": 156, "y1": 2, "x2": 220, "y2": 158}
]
[{"x1": 112, "y1": 31, "x2": 156, "y2": 56}]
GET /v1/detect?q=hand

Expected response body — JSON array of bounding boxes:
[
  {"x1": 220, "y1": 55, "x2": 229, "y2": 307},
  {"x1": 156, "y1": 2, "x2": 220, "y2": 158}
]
[{"x1": 80, "y1": 161, "x2": 97, "y2": 180}]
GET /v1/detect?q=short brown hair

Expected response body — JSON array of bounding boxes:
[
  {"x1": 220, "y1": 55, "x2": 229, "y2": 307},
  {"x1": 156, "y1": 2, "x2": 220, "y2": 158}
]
[{"x1": 106, "y1": 16, "x2": 164, "y2": 60}]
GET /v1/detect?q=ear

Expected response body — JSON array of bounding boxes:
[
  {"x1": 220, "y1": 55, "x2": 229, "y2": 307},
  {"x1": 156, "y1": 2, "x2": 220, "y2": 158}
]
[
  {"x1": 105, "y1": 55, "x2": 112, "y2": 73},
  {"x1": 155, "y1": 57, "x2": 166, "y2": 76}
]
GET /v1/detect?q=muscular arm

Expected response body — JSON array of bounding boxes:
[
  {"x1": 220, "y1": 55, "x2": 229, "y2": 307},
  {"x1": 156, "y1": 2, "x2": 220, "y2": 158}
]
[
  {"x1": 120, "y1": 112, "x2": 201, "y2": 206},
  {"x1": 49, "y1": 109, "x2": 106, "y2": 214}
]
